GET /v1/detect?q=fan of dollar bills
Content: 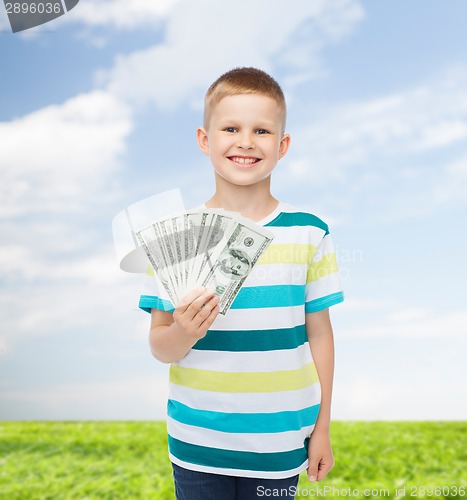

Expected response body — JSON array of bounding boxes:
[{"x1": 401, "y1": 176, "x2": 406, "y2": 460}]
[{"x1": 136, "y1": 208, "x2": 274, "y2": 315}]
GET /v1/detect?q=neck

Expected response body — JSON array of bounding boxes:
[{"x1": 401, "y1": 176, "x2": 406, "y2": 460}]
[{"x1": 205, "y1": 177, "x2": 278, "y2": 222}]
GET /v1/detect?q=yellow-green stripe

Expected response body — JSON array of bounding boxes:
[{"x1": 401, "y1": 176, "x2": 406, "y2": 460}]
[
  {"x1": 170, "y1": 362, "x2": 319, "y2": 393},
  {"x1": 306, "y1": 252, "x2": 339, "y2": 283}
]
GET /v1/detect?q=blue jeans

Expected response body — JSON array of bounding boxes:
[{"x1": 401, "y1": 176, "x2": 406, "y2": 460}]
[{"x1": 172, "y1": 463, "x2": 299, "y2": 500}]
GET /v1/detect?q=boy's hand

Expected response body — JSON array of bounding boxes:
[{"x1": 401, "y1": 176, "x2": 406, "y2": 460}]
[
  {"x1": 172, "y1": 287, "x2": 220, "y2": 340},
  {"x1": 307, "y1": 428, "x2": 334, "y2": 482}
]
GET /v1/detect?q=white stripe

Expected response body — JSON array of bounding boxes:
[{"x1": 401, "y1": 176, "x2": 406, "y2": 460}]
[
  {"x1": 170, "y1": 454, "x2": 309, "y2": 480},
  {"x1": 168, "y1": 383, "x2": 322, "y2": 413},
  {"x1": 210, "y1": 304, "x2": 305, "y2": 331},
  {"x1": 168, "y1": 417, "x2": 315, "y2": 453},
  {"x1": 246, "y1": 262, "x2": 307, "y2": 287},
  {"x1": 141, "y1": 274, "x2": 173, "y2": 304},
  {"x1": 306, "y1": 272, "x2": 343, "y2": 302},
  {"x1": 310, "y1": 233, "x2": 336, "y2": 262},
  {"x1": 180, "y1": 342, "x2": 313, "y2": 372},
  {"x1": 262, "y1": 225, "x2": 324, "y2": 246}
]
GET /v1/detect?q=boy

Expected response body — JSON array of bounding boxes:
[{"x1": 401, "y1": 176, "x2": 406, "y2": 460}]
[{"x1": 139, "y1": 67, "x2": 345, "y2": 499}]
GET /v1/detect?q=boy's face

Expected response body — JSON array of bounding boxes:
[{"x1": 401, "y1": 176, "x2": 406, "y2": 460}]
[{"x1": 197, "y1": 94, "x2": 290, "y2": 189}]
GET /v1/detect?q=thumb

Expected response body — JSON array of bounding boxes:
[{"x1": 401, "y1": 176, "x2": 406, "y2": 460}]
[{"x1": 307, "y1": 459, "x2": 319, "y2": 482}]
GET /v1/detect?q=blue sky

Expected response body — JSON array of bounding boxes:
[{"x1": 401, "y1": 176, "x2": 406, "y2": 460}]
[{"x1": 1, "y1": 0, "x2": 466, "y2": 421}]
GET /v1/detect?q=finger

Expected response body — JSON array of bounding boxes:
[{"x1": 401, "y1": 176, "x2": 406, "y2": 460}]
[
  {"x1": 317, "y1": 461, "x2": 333, "y2": 481},
  {"x1": 193, "y1": 293, "x2": 219, "y2": 321},
  {"x1": 177, "y1": 287, "x2": 207, "y2": 312},
  {"x1": 307, "y1": 461, "x2": 319, "y2": 482},
  {"x1": 199, "y1": 302, "x2": 220, "y2": 329},
  {"x1": 198, "y1": 293, "x2": 219, "y2": 313},
  {"x1": 187, "y1": 289, "x2": 217, "y2": 317}
]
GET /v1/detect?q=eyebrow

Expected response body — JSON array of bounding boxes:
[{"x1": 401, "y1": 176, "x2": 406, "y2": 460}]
[{"x1": 218, "y1": 118, "x2": 276, "y2": 127}]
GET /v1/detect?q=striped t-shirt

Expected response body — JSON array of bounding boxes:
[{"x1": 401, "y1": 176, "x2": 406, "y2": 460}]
[{"x1": 139, "y1": 202, "x2": 345, "y2": 479}]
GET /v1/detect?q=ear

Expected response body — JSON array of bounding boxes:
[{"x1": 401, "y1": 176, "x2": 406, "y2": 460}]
[
  {"x1": 196, "y1": 127, "x2": 210, "y2": 156},
  {"x1": 278, "y1": 133, "x2": 291, "y2": 159}
]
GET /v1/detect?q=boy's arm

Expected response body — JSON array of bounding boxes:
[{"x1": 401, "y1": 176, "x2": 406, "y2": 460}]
[
  {"x1": 305, "y1": 307, "x2": 335, "y2": 482},
  {"x1": 149, "y1": 288, "x2": 219, "y2": 364},
  {"x1": 306, "y1": 307, "x2": 335, "y2": 432}
]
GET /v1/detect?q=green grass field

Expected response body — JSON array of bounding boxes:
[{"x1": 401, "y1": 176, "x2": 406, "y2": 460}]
[{"x1": 0, "y1": 421, "x2": 465, "y2": 499}]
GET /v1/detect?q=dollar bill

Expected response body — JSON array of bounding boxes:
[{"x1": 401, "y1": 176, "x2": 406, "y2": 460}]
[
  {"x1": 136, "y1": 223, "x2": 179, "y2": 305},
  {"x1": 136, "y1": 208, "x2": 274, "y2": 315},
  {"x1": 199, "y1": 217, "x2": 274, "y2": 315}
]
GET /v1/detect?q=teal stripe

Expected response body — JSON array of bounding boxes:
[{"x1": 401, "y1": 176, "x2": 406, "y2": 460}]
[
  {"x1": 169, "y1": 435, "x2": 309, "y2": 472},
  {"x1": 231, "y1": 285, "x2": 305, "y2": 309},
  {"x1": 168, "y1": 400, "x2": 320, "y2": 433},
  {"x1": 139, "y1": 295, "x2": 175, "y2": 314},
  {"x1": 168, "y1": 435, "x2": 309, "y2": 472},
  {"x1": 139, "y1": 285, "x2": 305, "y2": 314},
  {"x1": 194, "y1": 324, "x2": 307, "y2": 352},
  {"x1": 266, "y1": 212, "x2": 329, "y2": 234},
  {"x1": 305, "y1": 291, "x2": 345, "y2": 313}
]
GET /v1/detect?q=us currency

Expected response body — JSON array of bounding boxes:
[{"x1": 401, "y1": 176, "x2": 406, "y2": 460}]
[
  {"x1": 136, "y1": 223, "x2": 179, "y2": 305},
  {"x1": 190, "y1": 211, "x2": 236, "y2": 290},
  {"x1": 199, "y1": 218, "x2": 274, "y2": 315},
  {"x1": 155, "y1": 213, "x2": 186, "y2": 298},
  {"x1": 136, "y1": 209, "x2": 274, "y2": 314}
]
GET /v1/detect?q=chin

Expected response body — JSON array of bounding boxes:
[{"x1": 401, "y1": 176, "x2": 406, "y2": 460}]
[{"x1": 215, "y1": 170, "x2": 272, "y2": 187}]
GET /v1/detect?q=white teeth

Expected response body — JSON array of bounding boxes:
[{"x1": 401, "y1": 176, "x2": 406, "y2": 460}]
[{"x1": 231, "y1": 157, "x2": 257, "y2": 164}]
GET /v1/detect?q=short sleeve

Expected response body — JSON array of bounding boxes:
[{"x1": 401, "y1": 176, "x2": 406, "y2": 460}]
[
  {"x1": 138, "y1": 266, "x2": 175, "y2": 314},
  {"x1": 305, "y1": 229, "x2": 345, "y2": 313}
]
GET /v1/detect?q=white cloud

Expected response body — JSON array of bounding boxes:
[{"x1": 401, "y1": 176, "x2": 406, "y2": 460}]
[
  {"x1": 337, "y1": 297, "x2": 395, "y2": 311},
  {"x1": 284, "y1": 69, "x2": 467, "y2": 185},
  {"x1": 0, "y1": 374, "x2": 169, "y2": 419},
  {"x1": 412, "y1": 120, "x2": 467, "y2": 151},
  {"x1": 0, "y1": 90, "x2": 133, "y2": 217},
  {"x1": 272, "y1": 67, "x2": 467, "y2": 220},
  {"x1": 333, "y1": 302, "x2": 467, "y2": 419},
  {"x1": 431, "y1": 154, "x2": 467, "y2": 205},
  {"x1": 0, "y1": 0, "x2": 178, "y2": 36},
  {"x1": 334, "y1": 374, "x2": 466, "y2": 420},
  {"x1": 0, "y1": 248, "x2": 146, "y2": 343},
  {"x1": 385, "y1": 308, "x2": 429, "y2": 323},
  {"x1": 340, "y1": 299, "x2": 467, "y2": 342},
  {"x1": 0, "y1": 105, "x2": 146, "y2": 350},
  {"x1": 103, "y1": 0, "x2": 364, "y2": 108},
  {"x1": 0, "y1": 88, "x2": 140, "y2": 355},
  {"x1": 69, "y1": 0, "x2": 180, "y2": 29}
]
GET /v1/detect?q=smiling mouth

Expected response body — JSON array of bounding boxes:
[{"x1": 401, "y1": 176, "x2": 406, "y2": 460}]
[{"x1": 228, "y1": 156, "x2": 261, "y2": 165}]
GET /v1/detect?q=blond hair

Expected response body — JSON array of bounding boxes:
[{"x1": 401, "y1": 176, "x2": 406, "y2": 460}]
[{"x1": 203, "y1": 67, "x2": 286, "y2": 131}]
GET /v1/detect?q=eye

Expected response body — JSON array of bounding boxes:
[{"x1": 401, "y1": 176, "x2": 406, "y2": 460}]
[
  {"x1": 224, "y1": 127, "x2": 237, "y2": 133},
  {"x1": 256, "y1": 129, "x2": 269, "y2": 135}
]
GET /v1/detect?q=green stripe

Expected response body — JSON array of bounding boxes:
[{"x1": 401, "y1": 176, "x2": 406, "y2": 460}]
[
  {"x1": 169, "y1": 435, "x2": 309, "y2": 472},
  {"x1": 168, "y1": 400, "x2": 320, "y2": 433},
  {"x1": 266, "y1": 212, "x2": 329, "y2": 234},
  {"x1": 194, "y1": 324, "x2": 307, "y2": 351}
]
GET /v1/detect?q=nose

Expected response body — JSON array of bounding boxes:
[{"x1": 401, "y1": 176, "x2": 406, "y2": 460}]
[{"x1": 236, "y1": 131, "x2": 255, "y2": 150}]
